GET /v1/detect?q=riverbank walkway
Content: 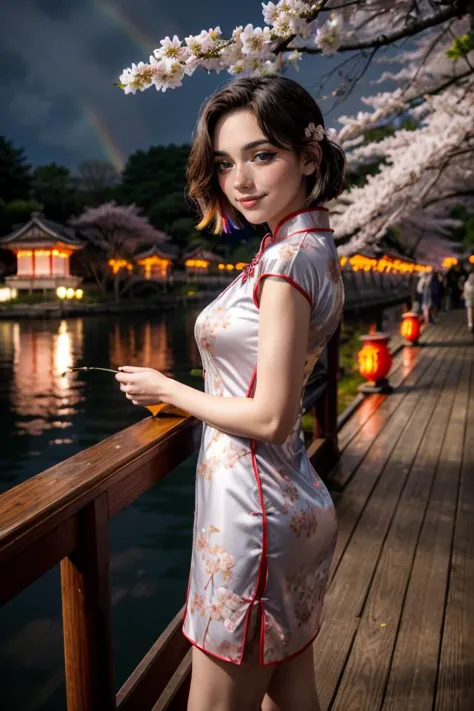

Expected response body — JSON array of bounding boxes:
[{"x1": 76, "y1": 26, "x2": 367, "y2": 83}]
[{"x1": 316, "y1": 309, "x2": 473, "y2": 711}]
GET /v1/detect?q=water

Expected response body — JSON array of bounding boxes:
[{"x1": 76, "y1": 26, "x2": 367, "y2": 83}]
[{"x1": 0, "y1": 310, "x2": 204, "y2": 711}]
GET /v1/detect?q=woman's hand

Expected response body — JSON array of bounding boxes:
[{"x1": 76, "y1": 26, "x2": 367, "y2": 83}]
[{"x1": 115, "y1": 366, "x2": 170, "y2": 406}]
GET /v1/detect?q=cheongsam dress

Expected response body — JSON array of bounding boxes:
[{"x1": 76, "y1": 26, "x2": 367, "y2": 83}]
[{"x1": 182, "y1": 207, "x2": 345, "y2": 666}]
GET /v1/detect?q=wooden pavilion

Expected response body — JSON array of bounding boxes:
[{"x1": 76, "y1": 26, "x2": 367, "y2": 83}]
[
  {"x1": 0, "y1": 212, "x2": 84, "y2": 294},
  {"x1": 135, "y1": 244, "x2": 178, "y2": 282},
  {"x1": 183, "y1": 246, "x2": 222, "y2": 276}
]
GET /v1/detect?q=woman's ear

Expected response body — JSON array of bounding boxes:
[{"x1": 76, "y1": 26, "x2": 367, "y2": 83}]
[{"x1": 301, "y1": 145, "x2": 322, "y2": 175}]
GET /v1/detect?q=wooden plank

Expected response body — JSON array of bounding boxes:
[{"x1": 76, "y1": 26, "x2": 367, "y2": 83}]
[
  {"x1": 151, "y1": 650, "x2": 192, "y2": 711},
  {"x1": 328, "y1": 321, "x2": 459, "y2": 513},
  {"x1": 377, "y1": 349, "x2": 471, "y2": 711},
  {"x1": 0, "y1": 416, "x2": 199, "y2": 568},
  {"x1": 331, "y1": 321, "x2": 463, "y2": 577},
  {"x1": 313, "y1": 338, "x2": 462, "y2": 710},
  {"x1": 61, "y1": 494, "x2": 116, "y2": 711},
  {"x1": 330, "y1": 319, "x2": 462, "y2": 491},
  {"x1": 330, "y1": 347, "x2": 469, "y2": 711},
  {"x1": 107, "y1": 426, "x2": 197, "y2": 516},
  {"x1": 117, "y1": 607, "x2": 189, "y2": 711},
  {"x1": 336, "y1": 318, "x2": 435, "y2": 453},
  {"x1": 0, "y1": 517, "x2": 77, "y2": 606},
  {"x1": 434, "y1": 353, "x2": 474, "y2": 711}
]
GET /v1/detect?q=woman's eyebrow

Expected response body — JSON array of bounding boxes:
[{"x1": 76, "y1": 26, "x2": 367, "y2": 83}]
[{"x1": 214, "y1": 139, "x2": 272, "y2": 156}]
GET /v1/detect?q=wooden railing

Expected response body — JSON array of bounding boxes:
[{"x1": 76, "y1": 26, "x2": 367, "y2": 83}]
[{"x1": 0, "y1": 329, "x2": 340, "y2": 711}]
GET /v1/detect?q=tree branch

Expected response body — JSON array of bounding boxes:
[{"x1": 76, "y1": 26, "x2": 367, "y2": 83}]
[{"x1": 288, "y1": 5, "x2": 463, "y2": 55}]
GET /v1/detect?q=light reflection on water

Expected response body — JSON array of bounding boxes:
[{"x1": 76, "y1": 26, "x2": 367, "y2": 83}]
[{"x1": 0, "y1": 311, "x2": 201, "y2": 710}]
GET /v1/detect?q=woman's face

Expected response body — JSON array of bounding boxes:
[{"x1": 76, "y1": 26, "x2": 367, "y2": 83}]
[{"x1": 213, "y1": 109, "x2": 318, "y2": 233}]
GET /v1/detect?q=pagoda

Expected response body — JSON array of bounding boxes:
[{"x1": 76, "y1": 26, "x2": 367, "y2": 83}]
[{"x1": 0, "y1": 212, "x2": 84, "y2": 294}]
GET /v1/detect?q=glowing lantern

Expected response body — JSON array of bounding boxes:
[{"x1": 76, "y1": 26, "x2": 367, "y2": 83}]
[
  {"x1": 400, "y1": 312, "x2": 421, "y2": 345},
  {"x1": 358, "y1": 333, "x2": 393, "y2": 394},
  {"x1": 56, "y1": 286, "x2": 67, "y2": 299}
]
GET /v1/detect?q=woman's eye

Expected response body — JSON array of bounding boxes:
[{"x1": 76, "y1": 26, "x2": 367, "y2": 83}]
[
  {"x1": 215, "y1": 161, "x2": 233, "y2": 172},
  {"x1": 254, "y1": 152, "x2": 276, "y2": 163}
]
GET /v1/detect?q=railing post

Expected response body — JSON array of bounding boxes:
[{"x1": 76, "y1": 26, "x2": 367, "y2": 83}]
[
  {"x1": 61, "y1": 494, "x2": 116, "y2": 711},
  {"x1": 314, "y1": 322, "x2": 340, "y2": 450}
]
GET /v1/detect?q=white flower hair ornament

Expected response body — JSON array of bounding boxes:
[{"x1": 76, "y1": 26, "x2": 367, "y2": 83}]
[{"x1": 304, "y1": 122, "x2": 326, "y2": 143}]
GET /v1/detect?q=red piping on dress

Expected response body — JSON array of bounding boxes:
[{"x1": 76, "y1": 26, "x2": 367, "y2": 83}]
[
  {"x1": 243, "y1": 366, "x2": 269, "y2": 665},
  {"x1": 273, "y1": 206, "x2": 328, "y2": 241},
  {"x1": 253, "y1": 273, "x2": 312, "y2": 309}
]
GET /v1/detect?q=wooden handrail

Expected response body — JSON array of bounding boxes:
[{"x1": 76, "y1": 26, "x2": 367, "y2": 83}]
[{"x1": 0, "y1": 328, "x2": 340, "y2": 710}]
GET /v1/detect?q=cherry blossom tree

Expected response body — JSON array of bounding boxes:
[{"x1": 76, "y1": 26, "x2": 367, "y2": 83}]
[
  {"x1": 117, "y1": 1, "x2": 474, "y2": 263},
  {"x1": 71, "y1": 202, "x2": 170, "y2": 301}
]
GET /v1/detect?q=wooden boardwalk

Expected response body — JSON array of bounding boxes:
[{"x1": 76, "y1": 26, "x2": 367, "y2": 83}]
[{"x1": 314, "y1": 310, "x2": 474, "y2": 711}]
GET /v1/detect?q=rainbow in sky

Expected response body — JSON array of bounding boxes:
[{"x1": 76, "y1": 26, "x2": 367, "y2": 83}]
[{"x1": 82, "y1": 0, "x2": 159, "y2": 170}]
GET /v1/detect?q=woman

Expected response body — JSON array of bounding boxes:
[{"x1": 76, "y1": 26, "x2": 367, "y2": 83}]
[
  {"x1": 116, "y1": 76, "x2": 345, "y2": 711},
  {"x1": 463, "y1": 270, "x2": 474, "y2": 331}
]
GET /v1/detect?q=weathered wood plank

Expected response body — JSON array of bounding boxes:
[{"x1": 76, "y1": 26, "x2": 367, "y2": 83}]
[
  {"x1": 378, "y1": 350, "x2": 471, "y2": 711},
  {"x1": 328, "y1": 329, "x2": 454, "y2": 491},
  {"x1": 434, "y1": 354, "x2": 474, "y2": 711},
  {"x1": 313, "y1": 330, "x2": 462, "y2": 710},
  {"x1": 117, "y1": 606, "x2": 189, "y2": 711},
  {"x1": 61, "y1": 494, "x2": 116, "y2": 711},
  {"x1": 329, "y1": 320, "x2": 462, "y2": 576},
  {"x1": 336, "y1": 323, "x2": 432, "y2": 454},
  {"x1": 329, "y1": 321, "x2": 461, "y2": 492},
  {"x1": 0, "y1": 517, "x2": 77, "y2": 606},
  {"x1": 151, "y1": 650, "x2": 192, "y2": 711},
  {"x1": 0, "y1": 416, "x2": 199, "y2": 570},
  {"x1": 330, "y1": 346, "x2": 469, "y2": 711}
]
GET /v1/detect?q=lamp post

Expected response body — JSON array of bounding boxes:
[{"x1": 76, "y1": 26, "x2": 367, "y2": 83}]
[{"x1": 358, "y1": 332, "x2": 393, "y2": 394}]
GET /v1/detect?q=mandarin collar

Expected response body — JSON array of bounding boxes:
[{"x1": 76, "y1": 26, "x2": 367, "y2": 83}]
[{"x1": 270, "y1": 207, "x2": 332, "y2": 244}]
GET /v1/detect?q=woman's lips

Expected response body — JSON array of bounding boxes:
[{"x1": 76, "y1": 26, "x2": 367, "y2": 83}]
[{"x1": 238, "y1": 196, "x2": 264, "y2": 208}]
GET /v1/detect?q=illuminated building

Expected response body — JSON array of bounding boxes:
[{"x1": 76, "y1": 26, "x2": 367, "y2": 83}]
[{"x1": 0, "y1": 212, "x2": 84, "y2": 295}]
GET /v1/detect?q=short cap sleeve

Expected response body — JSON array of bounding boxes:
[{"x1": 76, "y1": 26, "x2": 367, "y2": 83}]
[{"x1": 253, "y1": 239, "x2": 318, "y2": 309}]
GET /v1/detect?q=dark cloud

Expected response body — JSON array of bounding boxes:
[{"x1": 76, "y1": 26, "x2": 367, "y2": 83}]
[
  {"x1": 0, "y1": 48, "x2": 29, "y2": 84},
  {"x1": 34, "y1": 0, "x2": 77, "y2": 22},
  {"x1": 0, "y1": 0, "x2": 371, "y2": 169}
]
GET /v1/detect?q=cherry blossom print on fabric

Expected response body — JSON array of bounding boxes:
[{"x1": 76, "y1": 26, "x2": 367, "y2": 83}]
[
  {"x1": 197, "y1": 430, "x2": 251, "y2": 482},
  {"x1": 196, "y1": 306, "x2": 231, "y2": 355}
]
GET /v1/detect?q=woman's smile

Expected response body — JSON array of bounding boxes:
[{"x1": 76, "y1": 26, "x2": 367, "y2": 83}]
[{"x1": 238, "y1": 195, "x2": 266, "y2": 209}]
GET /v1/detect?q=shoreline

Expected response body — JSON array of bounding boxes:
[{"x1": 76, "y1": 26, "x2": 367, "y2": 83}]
[
  {"x1": 0, "y1": 283, "x2": 412, "y2": 320},
  {"x1": 0, "y1": 292, "x2": 217, "y2": 319}
]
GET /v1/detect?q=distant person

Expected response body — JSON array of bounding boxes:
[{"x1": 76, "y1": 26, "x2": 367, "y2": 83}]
[
  {"x1": 116, "y1": 76, "x2": 345, "y2": 711},
  {"x1": 418, "y1": 273, "x2": 434, "y2": 323},
  {"x1": 446, "y1": 265, "x2": 462, "y2": 309},
  {"x1": 430, "y1": 271, "x2": 442, "y2": 321},
  {"x1": 462, "y1": 271, "x2": 474, "y2": 332}
]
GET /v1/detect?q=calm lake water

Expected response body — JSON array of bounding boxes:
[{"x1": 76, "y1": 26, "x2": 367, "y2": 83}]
[{"x1": 0, "y1": 309, "x2": 204, "y2": 711}]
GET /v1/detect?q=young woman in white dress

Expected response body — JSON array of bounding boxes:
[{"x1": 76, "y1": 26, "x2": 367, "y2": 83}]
[{"x1": 117, "y1": 76, "x2": 346, "y2": 711}]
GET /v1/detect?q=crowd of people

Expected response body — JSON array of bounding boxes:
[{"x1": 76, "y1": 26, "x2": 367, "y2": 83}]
[{"x1": 415, "y1": 263, "x2": 474, "y2": 332}]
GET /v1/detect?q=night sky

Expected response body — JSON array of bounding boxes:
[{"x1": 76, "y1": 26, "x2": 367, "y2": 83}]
[{"x1": 1, "y1": 0, "x2": 390, "y2": 171}]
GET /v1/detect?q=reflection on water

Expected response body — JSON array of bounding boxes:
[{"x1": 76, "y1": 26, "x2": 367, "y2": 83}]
[
  {"x1": 0, "y1": 310, "x2": 201, "y2": 710},
  {"x1": 8, "y1": 319, "x2": 83, "y2": 439}
]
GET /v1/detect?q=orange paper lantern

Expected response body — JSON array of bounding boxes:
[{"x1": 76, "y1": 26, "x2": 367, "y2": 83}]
[
  {"x1": 400, "y1": 312, "x2": 421, "y2": 344},
  {"x1": 358, "y1": 333, "x2": 393, "y2": 393}
]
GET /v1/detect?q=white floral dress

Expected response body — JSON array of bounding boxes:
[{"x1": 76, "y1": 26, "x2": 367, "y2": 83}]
[{"x1": 182, "y1": 207, "x2": 344, "y2": 666}]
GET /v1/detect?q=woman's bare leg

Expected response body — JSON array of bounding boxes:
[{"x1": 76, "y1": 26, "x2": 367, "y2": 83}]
[
  {"x1": 261, "y1": 645, "x2": 321, "y2": 711},
  {"x1": 187, "y1": 645, "x2": 275, "y2": 711}
]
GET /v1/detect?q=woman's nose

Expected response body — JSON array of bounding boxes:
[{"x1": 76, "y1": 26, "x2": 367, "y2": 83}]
[{"x1": 233, "y1": 163, "x2": 254, "y2": 189}]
